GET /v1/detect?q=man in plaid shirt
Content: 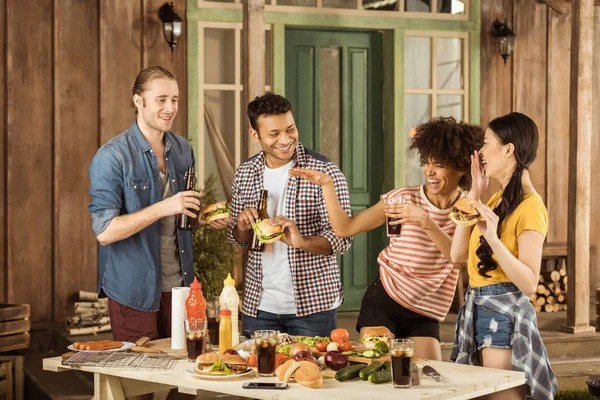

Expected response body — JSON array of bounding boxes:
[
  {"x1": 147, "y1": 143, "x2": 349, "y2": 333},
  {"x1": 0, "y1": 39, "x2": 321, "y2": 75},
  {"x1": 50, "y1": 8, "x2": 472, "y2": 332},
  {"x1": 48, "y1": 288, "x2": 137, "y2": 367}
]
[{"x1": 225, "y1": 93, "x2": 352, "y2": 337}]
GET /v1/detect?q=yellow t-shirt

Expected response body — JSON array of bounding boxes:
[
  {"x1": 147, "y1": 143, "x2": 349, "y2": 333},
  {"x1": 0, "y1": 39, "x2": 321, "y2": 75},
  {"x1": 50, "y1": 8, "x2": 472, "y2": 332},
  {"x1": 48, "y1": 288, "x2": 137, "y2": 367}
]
[{"x1": 467, "y1": 191, "x2": 548, "y2": 287}]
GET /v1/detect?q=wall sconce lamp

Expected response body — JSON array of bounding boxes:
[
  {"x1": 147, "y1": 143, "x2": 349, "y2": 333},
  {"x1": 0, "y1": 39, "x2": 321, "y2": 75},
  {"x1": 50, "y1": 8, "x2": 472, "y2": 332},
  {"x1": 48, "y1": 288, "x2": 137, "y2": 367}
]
[
  {"x1": 159, "y1": 2, "x2": 183, "y2": 53},
  {"x1": 491, "y1": 19, "x2": 516, "y2": 64}
]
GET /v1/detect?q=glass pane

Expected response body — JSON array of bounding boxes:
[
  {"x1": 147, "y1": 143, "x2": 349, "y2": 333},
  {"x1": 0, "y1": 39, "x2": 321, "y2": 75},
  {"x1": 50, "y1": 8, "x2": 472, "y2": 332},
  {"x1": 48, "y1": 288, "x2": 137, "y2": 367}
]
[
  {"x1": 404, "y1": 95, "x2": 431, "y2": 186},
  {"x1": 363, "y1": 0, "x2": 399, "y2": 11},
  {"x1": 320, "y1": 47, "x2": 341, "y2": 167},
  {"x1": 438, "y1": 0, "x2": 465, "y2": 14},
  {"x1": 204, "y1": 28, "x2": 235, "y2": 85},
  {"x1": 405, "y1": 37, "x2": 431, "y2": 89},
  {"x1": 405, "y1": 0, "x2": 430, "y2": 12},
  {"x1": 323, "y1": 0, "x2": 357, "y2": 8},
  {"x1": 266, "y1": 29, "x2": 273, "y2": 88},
  {"x1": 437, "y1": 38, "x2": 462, "y2": 90},
  {"x1": 436, "y1": 94, "x2": 463, "y2": 121},
  {"x1": 277, "y1": 0, "x2": 317, "y2": 6},
  {"x1": 204, "y1": 91, "x2": 237, "y2": 200}
]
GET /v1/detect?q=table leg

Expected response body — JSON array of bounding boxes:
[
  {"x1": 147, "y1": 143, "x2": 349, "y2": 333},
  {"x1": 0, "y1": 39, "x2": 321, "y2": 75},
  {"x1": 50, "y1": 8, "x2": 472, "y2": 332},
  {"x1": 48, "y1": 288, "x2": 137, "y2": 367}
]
[
  {"x1": 94, "y1": 373, "x2": 126, "y2": 400},
  {"x1": 15, "y1": 356, "x2": 23, "y2": 400}
]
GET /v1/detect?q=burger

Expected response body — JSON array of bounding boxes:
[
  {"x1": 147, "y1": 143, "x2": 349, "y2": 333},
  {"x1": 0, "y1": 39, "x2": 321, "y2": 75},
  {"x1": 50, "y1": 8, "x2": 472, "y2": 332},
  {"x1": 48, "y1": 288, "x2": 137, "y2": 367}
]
[
  {"x1": 194, "y1": 352, "x2": 248, "y2": 375},
  {"x1": 448, "y1": 198, "x2": 481, "y2": 226},
  {"x1": 251, "y1": 219, "x2": 285, "y2": 244},
  {"x1": 360, "y1": 326, "x2": 392, "y2": 350},
  {"x1": 199, "y1": 202, "x2": 230, "y2": 224}
]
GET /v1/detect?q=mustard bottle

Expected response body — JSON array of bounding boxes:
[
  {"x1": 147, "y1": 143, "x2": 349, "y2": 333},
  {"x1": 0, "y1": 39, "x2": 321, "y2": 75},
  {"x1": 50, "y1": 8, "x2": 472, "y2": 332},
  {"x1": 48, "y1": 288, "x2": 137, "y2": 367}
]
[{"x1": 218, "y1": 308, "x2": 232, "y2": 354}]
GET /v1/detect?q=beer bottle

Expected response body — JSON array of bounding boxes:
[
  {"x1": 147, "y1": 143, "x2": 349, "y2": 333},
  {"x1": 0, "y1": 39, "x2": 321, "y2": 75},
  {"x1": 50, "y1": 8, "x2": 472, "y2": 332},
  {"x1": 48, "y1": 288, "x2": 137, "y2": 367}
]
[
  {"x1": 177, "y1": 166, "x2": 196, "y2": 230},
  {"x1": 249, "y1": 190, "x2": 269, "y2": 252}
]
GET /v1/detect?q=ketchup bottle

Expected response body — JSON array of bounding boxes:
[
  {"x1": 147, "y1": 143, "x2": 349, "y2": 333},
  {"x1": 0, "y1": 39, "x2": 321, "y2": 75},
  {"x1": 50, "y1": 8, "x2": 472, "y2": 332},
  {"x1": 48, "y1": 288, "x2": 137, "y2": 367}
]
[{"x1": 185, "y1": 277, "x2": 206, "y2": 325}]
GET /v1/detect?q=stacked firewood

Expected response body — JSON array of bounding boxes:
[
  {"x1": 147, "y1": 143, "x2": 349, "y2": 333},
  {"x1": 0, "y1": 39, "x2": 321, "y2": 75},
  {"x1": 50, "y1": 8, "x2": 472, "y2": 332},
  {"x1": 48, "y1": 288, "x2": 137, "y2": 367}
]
[
  {"x1": 529, "y1": 267, "x2": 568, "y2": 313},
  {"x1": 66, "y1": 291, "x2": 111, "y2": 336}
]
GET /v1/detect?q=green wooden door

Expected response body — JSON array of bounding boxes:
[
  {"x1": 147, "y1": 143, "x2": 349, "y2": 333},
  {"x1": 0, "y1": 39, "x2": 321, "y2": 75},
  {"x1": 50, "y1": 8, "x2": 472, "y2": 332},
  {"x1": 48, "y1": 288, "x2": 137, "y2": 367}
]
[{"x1": 285, "y1": 29, "x2": 385, "y2": 310}]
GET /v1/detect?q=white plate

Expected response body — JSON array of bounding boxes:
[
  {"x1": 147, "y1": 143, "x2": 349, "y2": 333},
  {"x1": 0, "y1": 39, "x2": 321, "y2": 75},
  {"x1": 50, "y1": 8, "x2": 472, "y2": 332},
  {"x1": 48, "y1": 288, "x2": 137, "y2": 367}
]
[
  {"x1": 186, "y1": 368, "x2": 254, "y2": 380},
  {"x1": 68, "y1": 341, "x2": 135, "y2": 353}
]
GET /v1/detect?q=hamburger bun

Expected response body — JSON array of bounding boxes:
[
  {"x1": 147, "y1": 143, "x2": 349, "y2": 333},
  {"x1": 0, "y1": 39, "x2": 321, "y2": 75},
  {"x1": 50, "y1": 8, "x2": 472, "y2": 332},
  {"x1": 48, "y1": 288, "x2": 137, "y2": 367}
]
[
  {"x1": 294, "y1": 364, "x2": 323, "y2": 389},
  {"x1": 448, "y1": 198, "x2": 481, "y2": 226},
  {"x1": 200, "y1": 202, "x2": 230, "y2": 224},
  {"x1": 254, "y1": 219, "x2": 284, "y2": 244},
  {"x1": 454, "y1": 198, "x2": 479, "y2": 214},
  {"x1": 361, "y1": 326, "x2": 392, "y2": 338},
  {"x1": 195, "y1": 352, "x2": 248, "y2": 375}
]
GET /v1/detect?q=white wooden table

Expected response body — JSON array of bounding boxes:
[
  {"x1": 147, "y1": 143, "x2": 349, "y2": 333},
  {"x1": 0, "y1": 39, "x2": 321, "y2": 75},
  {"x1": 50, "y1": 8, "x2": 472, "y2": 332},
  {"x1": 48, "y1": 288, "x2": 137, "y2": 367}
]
[{"x1": 43, "y1": 356, "x2": 526, "y2": 400}]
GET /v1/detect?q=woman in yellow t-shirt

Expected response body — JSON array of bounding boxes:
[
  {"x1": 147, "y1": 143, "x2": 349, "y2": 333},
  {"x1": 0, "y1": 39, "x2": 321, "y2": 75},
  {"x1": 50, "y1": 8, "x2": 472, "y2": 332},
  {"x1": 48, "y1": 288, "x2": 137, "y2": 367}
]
[{"x1": 450, "y1": 112, "x2": 557, "y2": 400}]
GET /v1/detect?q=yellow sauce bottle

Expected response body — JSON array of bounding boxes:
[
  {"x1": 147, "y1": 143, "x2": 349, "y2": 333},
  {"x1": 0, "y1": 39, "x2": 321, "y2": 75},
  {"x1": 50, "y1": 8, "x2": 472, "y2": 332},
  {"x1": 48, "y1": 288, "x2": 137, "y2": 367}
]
[{"x1": 218, "y1": 309, "x2": 232, "y2": 354}]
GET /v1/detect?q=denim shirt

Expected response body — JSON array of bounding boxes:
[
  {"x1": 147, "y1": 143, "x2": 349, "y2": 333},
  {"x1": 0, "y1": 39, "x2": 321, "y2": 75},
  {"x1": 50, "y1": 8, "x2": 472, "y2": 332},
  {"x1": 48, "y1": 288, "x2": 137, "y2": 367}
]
[{"x1": 88, "y1": 121, "x2": 195, "y2": 312}]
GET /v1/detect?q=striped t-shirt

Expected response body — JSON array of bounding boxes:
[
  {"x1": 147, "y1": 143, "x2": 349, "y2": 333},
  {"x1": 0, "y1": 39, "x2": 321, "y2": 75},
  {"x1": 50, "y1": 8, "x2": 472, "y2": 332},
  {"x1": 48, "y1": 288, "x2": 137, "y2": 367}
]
[{"x1": 378, "y1": 185, "x2": 459, "y2": 322}]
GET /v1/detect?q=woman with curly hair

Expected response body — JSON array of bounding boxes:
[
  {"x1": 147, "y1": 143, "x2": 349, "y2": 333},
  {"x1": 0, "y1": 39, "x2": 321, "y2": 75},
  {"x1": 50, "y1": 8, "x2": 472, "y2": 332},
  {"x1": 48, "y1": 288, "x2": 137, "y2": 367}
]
[
  {"x1": 450, "y1": 112, "x2": 557, "y2": 400},
  {"x1": 290, "y1": 117, "x2": 483, "y2": 360}
]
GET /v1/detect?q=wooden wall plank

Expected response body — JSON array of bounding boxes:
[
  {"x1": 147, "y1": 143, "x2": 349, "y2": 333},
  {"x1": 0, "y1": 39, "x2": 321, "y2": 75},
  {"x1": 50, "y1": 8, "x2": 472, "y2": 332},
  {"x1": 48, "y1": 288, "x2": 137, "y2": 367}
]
[
  {"x1": 480, "y1": 0, "x2": 513, "y2": 201},
  {"x1": 591, "y1": 5, "x2": 600, "y2": 316},
  {"x1": 142, "y1": 0, "x2": 188, "y2": 137},
  {"x1": 546, "y1": 7, "x2": 571, "y2": 243},
  {"x1": 6, "y1": 0, "x2": 53, "y2": 321},
  {"x1": 512, "y1": 0, "x2": 547, "y2": 202},
  {"x1": 100, "y1": 0, "x2": 143, "y2": 145},
  {"x1": 0, "y1": 0, "x2": 6, "y2": 303},
  {"x1": 53, "y1": 0, "x2": 100, "y2": 323}
]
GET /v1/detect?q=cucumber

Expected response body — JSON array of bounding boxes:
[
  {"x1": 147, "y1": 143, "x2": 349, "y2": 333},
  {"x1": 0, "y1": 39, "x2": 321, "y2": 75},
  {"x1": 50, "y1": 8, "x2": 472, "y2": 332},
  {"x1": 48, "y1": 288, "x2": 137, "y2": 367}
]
[
  {"x1": 382, "y1": 360, "x2": 392, "y2": 371},
  {"x1": 362, "y1": 350, "x2": 376, "y2": 358},
  {"x1": 359, "y1": 361, "x2": 384, "y2": 380},
  {"x1": 368, "y1": 370, "x2": 392, "y2": 384},
  {"x1": 335, "y1": 364, "x2": 367, "y2": 382}
]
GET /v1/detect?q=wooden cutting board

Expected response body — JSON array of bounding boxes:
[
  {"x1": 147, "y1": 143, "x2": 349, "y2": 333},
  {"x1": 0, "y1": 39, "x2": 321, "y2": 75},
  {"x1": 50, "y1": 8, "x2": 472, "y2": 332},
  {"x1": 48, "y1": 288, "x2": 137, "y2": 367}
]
[{"x1": 310, "y1": 342, "x2": 390, "y2": 365}]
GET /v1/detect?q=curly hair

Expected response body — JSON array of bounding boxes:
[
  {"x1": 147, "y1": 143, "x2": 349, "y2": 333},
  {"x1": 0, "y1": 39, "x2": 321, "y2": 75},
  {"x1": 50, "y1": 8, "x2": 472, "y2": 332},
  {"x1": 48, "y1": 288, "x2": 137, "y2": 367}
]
[
  {"x1": 247, "y1": 92, "x2": 292, "y2": 134},
  {"x1": 409, "y1": 117, "x2": 484, "y2": 191}
]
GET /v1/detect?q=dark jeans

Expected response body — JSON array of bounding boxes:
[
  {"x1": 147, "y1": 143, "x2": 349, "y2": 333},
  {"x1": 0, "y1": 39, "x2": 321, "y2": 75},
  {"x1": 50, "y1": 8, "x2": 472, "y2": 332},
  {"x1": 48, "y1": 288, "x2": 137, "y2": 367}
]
[{"x1": 242, "y1": 309, "x2": 337, "y2": 338}]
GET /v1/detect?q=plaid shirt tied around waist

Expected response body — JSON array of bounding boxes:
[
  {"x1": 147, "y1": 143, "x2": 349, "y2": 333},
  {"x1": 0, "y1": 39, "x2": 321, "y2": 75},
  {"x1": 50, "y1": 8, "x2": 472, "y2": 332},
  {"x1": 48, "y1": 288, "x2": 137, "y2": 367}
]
[
  {"x1": 451, "y1": 288, "x2": 558, "y2": 400},
  {"x1": 227, "y1": 143, "x2": 353, "y2": 317}
]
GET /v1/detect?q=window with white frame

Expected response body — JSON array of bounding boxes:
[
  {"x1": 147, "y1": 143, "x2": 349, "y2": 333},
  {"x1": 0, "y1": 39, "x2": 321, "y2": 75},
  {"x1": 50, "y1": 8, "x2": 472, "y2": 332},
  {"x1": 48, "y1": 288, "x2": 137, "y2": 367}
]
[
  {"x1": 197, "y1": 0, "x2": 468, "y2": 17},
  {"x1": 196, "y1": 22, "x2": 273, "y2": 199},
  {"x1": 404, "y1": 32, "x2": 468, "y2": 186}
]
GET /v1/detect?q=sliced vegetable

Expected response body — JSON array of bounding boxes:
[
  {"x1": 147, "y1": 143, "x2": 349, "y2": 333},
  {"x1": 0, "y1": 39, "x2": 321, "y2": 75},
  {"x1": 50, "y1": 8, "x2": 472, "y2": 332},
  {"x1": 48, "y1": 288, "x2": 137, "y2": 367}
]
[
  {"x1": 335, "y1": 364, "x2": 366, "y2": 382},
  {"x1": 339, "y1": 341, "x2": 353, "y2": 352},
  {"x1": 294, "y1": 336, "x2": 331, "y2": 347},
  {"x1": 362, "y1": 350, "x2": 376, "y2": 358}
]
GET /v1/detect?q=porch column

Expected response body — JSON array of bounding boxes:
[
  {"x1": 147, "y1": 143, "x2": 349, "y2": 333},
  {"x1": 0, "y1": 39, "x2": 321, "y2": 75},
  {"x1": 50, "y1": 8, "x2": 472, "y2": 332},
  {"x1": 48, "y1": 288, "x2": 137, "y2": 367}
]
[
  {"x1": 562, "y1": 0, "x2": 596, "y2": 334},
  {"x1": 243, "y1": 0, "x2": 265, "y2": 157}
]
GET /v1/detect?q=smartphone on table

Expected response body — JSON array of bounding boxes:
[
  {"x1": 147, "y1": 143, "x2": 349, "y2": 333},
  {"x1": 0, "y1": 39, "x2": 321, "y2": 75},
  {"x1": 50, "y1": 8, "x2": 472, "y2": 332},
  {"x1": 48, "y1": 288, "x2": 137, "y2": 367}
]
[{"x1": 242, "y1": 382, "x2": 288, "y2": 390}]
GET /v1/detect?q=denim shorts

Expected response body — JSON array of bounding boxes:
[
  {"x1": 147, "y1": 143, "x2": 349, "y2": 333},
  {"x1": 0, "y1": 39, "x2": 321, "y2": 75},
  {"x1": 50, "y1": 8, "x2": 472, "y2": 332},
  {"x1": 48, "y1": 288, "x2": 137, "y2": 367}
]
[{"x1": 470, "y1": 282, "x2": 517, "y2": 350}]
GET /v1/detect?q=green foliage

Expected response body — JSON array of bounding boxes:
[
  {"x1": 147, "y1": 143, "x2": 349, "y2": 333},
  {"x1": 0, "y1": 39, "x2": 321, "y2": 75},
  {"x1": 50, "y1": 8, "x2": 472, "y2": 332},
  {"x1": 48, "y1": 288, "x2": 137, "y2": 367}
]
[
  {"x1": 555, "y1": 389, "x2": 593, "y2": 400},
  {"x1": 192, "y1": 175, "x2": 235, "y2": 300}
]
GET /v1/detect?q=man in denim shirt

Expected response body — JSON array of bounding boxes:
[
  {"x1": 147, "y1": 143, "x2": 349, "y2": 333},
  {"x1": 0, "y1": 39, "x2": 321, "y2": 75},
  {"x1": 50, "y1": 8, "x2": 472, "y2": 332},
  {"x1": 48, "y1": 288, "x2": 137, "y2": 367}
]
[{"x1": 88, "y1": 66, "x2": 203, "y2": 343}]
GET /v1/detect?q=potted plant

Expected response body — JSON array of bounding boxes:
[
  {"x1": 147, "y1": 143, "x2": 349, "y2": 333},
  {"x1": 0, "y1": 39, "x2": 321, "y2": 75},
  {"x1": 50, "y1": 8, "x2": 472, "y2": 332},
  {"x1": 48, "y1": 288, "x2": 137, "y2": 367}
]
[{"x1": 192, "y1": 174, "x2": 236, "y2": 344}]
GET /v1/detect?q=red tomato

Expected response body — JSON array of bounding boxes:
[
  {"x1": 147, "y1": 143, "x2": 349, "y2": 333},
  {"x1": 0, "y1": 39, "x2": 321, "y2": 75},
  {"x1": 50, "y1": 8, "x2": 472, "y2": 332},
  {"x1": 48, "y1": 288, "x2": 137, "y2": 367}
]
[
  {"x1": 315, "y1": 340, "x2": 328, "y2": 352},
  {"x1": 330, "y1": 328, "x2": 350, "y2": 344},
  {"x1": 338, "y1": 341, "x2": 353, "y2": 352}
]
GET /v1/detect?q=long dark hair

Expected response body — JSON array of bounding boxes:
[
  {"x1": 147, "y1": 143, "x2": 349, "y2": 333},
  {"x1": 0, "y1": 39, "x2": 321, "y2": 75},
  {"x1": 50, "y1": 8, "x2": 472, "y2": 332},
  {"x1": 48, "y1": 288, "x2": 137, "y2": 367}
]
[{"x1": 476, "y1": 112, "x2": 539, "y2": 278}]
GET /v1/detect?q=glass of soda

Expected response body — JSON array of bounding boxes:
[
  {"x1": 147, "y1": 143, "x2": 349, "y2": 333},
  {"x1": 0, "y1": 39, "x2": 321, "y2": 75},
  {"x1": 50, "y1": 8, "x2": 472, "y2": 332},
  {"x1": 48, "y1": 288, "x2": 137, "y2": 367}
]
[
  {"x1": 254, "y1": 330, "x2": 278, "y2": 377},
  {"x1": 185, "y1": 318, "x2": 207, "y2": 362},
  {"x1": 390, "y1": 339, "x2": 414, "y2": 388},
  {"x1": 384, "y1": 196, "x2": 405, "y2": 237}
]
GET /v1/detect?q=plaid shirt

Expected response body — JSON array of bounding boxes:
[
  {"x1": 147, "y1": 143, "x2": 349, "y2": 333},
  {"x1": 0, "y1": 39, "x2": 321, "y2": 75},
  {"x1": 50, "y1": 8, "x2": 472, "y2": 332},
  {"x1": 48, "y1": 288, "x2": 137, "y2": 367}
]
[
  {"x1": 227, "y1": 143, "x2": 353, "y2": 317},
  {"x1": 451, "y1": 289, "x2": 558, "y2": 400}
]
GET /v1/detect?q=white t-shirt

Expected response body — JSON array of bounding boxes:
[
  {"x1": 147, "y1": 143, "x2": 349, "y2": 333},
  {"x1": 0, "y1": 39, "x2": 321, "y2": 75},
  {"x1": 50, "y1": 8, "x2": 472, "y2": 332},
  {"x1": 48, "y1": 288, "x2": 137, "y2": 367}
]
[{"x1": 258, "y1": 160, "x2": 297, "y2": 314}]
